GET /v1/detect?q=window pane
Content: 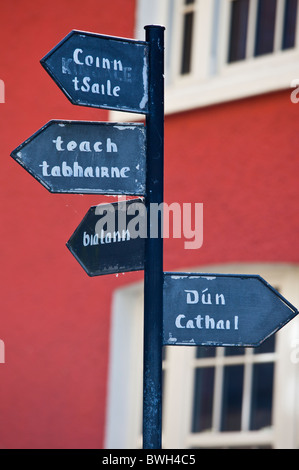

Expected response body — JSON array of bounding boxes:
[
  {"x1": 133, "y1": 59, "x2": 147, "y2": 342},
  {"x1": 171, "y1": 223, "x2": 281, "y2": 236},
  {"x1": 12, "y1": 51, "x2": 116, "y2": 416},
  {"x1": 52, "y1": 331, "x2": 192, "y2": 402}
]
[
  {"x1": 181, "y1": 12, "x2": 194, "y2": 74},
  {"x1": 282, "y1": 0, "x2": 298, "y2": 49},
  {"x1": 225, "y1": 346, "x2": 246, "y2": 356},
  {"x1": 255, "y1": 0, "x2": 277, "y2": 56},
  {"x1": 196, "y1": 346, "x2": 216, "y2": 358},
  {"x1": 192, "y1": 367, "x2": 214, "y2": 432},
  {"x1": 228, "y1": 0, "x2": 250, "y2": 62},
  {"x1": 254, "y1": 334, "x2": 275, "y2": 354},
  {"x1": 221, "y1": 365, "x2": 244, "y2": 431},
  {"x1": 250, "y1": 362, "x2": 274, "y2": 430}
]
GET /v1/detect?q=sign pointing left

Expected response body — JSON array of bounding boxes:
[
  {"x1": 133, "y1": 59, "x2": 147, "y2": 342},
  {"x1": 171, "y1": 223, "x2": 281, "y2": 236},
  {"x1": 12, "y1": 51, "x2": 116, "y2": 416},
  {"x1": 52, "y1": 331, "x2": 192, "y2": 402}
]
[
  {"x1": 40, "y1": 30, "x2": 149, "y2": 114},
  {"x1": 67, "y1": 199, "x2": 145, "y2": 276},
  {"x1": 11, "y1": 120, "x2": 146, "y2": 195}
]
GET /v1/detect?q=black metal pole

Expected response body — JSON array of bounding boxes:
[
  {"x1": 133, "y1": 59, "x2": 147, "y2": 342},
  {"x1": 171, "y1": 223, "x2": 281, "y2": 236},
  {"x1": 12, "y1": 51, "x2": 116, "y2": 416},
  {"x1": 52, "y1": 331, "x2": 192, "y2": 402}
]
[{"x1": 143, "y1": 25, "x2": 165, "y2": 450}]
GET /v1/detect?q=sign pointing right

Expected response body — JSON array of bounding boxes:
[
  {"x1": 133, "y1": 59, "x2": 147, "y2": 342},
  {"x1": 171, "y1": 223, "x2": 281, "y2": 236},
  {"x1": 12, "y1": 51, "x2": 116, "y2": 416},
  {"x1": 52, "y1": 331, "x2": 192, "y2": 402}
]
[{"x1": 163, "y1": 273, "x2": 298, "y2": 347}]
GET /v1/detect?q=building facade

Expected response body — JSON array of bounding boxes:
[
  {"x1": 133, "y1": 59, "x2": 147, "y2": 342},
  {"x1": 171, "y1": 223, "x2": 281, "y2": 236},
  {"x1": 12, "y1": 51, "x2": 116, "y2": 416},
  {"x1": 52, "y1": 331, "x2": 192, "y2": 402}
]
[{"x1": 0, "y1": 0, "x2": 298, "y2": 449}]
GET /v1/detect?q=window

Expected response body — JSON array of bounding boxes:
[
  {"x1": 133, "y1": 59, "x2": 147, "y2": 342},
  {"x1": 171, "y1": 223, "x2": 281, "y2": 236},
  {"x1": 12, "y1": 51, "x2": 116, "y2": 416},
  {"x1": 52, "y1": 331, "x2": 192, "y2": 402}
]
[
  {"x1": 105, "y1": 263, "x2": 299, "y2": 449},
  {"x1": 228, "y1": 0, "x2": 298, "y2": 63},
  {"x1": 228, "y1": 0, "x2": 250, "y2": 62},
  {"x1": 188, "y1": 337, "x2": 276, "y2": 445},
  {"x1": 127, "y1": 0, "x2": 299, "y2": 116},
  {"x1": 181, "y1": 0, "x2": 196, "y2": 74}
]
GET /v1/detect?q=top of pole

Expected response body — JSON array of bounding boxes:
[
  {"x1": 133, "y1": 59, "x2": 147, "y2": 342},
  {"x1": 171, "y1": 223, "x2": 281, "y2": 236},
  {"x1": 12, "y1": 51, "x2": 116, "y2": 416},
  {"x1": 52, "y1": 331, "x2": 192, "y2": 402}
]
[{"x1": 144, "y1": 24, "x2": 166, "y2": 30}]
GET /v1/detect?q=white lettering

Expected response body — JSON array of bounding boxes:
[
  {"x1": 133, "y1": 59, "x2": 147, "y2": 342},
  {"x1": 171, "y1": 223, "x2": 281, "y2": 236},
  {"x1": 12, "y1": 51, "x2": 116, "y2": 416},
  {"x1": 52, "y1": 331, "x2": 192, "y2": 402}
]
[
  {"x1": 83, "y1": 229, "x2": 130, "y2": 247},
  {"x1": 184, "y1": 288, "x2": 226, "y2": 306},
  {"x1": 73, "y1": 48, "x2": 83, "y2": 65},
  {"x1": 113, "y1": 86, "x2": 120, "y2": 96},
  {"x1": 79, "y1": 141, "x2": 91, "y2": 152},
  {"x1": 216, "y1": 293, "x2": 225, "y2": 305},
  {"x1": 81, "y1": 76, "x2": 91, "y2": 92},
  {"x1": 72, "y1": 76, "x2": 79, "y2": 90},
  {"x1": 185, "y1": 290, "x2": 199, "y2": 304},
  {"x1": 73, "y1": 162, "x2": 83, "y2": 177},
  {"x1": 113, "y1": 59, "x2": 123, "y2": 71},
  {"x1": 101, "y1": 167, "x2": 109, "y2": 177},
  {"x1": 72, "y1": 50, "x2": 123, "y2": 71},
  {"x1": 91, "y1": 83, "x2": 100, "y2": 94},
  {"x1": 39, "y1": 161, "x2": 50, "y2": 176},
  {"x1": 175, "y1": 314, "x2": 239, "y2": 331},
  {"x1": 106, "y1": 138, "x2": 118, "y2": 153},
  {"x1": 72, "y1": 76, "x2": 121, "y2": 97},
  {"x1": 40, "y1": 161, "x2": 130, "y2": 178},
  {"x1": 67, "y1": 141, "x2": 77, "y2": 151},
  {"x1": 175, "y1": 315, "x2": 186, "y2": 328},
  {"x1": 62, "y1": 161, "x2": 72, "y2": 176},
  {"x1": 102, "y1": 58, "x2": 110, "y2": 69},
  {"x1": 94, "y1": 142, "x2": 103, "y2": 152},
  {"x1": 84, "y1": 167, "x2": 94, "y2": 177},
  {"x1": 120, "y1": 167, "x2": 129, "y2": 177},
  {"x1": 85, "y1": 55, "x2": 93, "y2": 66},
  {"x1": 51, "y1": 165, "x2": 61, "y2": 176},
  {"x1": 53, "y1": 135, "x2": 64, "y2": 151},
  {"x1": 53, "y1": 137, "x2": 117, "y2": 154}
]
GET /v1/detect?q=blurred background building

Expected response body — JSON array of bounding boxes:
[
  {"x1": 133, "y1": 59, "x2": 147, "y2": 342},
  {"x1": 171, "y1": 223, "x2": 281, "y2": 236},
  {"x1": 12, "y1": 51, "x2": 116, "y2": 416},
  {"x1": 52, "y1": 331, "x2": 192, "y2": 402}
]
[{"x1": 0, "y1": 0, "x2": 299, "y2": 449}]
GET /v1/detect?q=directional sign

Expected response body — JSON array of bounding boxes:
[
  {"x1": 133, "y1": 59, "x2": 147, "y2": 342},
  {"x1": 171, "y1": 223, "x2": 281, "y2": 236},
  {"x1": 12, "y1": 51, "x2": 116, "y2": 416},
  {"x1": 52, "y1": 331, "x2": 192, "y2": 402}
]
[
  {"x1": 67, "y1": 199, "x2": 146, "y2": 276},
  {"x1": 163, "y1": 273, "x2": 298, "y2": 347},
  {"x1": 11, "y1": 120, "x2": 146, "y2": 195},
  {"x1": 40, "y1": 30, "x2": 149, "y2": 114}
]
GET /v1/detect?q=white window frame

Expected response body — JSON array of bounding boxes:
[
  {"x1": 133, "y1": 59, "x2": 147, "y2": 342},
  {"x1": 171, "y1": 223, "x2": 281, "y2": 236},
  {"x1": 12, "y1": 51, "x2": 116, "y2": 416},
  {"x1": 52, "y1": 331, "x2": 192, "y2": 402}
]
[
  {"x1": 109, "y1": 0, "x2": 299, "y2": 121},
  {"x1": 105, "y1": 263, "x2": 299, "y2": 449}
]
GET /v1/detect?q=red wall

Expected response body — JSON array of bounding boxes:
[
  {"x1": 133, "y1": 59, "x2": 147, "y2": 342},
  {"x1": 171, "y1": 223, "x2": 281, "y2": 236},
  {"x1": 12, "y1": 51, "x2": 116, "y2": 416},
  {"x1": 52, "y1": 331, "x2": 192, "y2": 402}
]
[
  {"x1": 0, "y1": 0, "x2": 138, "y2": 449},
  {"x1": 164, "y1": 91, "x2": 299, "y2": 269},
  {"x1": 0, "y1": 0, "x2": 298, "y2": 449}
]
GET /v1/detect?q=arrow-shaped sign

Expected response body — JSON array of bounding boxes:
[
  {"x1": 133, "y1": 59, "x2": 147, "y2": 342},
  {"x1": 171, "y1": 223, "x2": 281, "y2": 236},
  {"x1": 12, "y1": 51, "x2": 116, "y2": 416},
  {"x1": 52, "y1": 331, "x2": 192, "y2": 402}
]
[
  {"x1": 11, "y1": 120, "x2": 146, "y2": 195},
  {"x1": 163, "y1": 272, "x2": 298, "y2": 347},
  {"x1": 40, "y1": 30, "x2": 149, "y2": 114},
  {"x1": 67, "y1": 199, "x2": 146, "y2": 276}
]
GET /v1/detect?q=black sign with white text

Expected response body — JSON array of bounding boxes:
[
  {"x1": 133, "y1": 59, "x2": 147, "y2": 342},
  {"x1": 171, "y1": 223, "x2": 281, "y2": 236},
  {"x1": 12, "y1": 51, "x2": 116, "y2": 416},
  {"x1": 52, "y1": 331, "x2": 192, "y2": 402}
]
[
  {"x1": 11, "y1": 120, "x2": 146, "y2": 195},
  {"x1": 40, "y1": 30, "x2": 149, "y2": 114},
  {"x1": 66, "y1": 199, "x2": 145, "y2": 276},
  {"x1": 163, "y1": 273, "x2": 298, "y2": 347}
]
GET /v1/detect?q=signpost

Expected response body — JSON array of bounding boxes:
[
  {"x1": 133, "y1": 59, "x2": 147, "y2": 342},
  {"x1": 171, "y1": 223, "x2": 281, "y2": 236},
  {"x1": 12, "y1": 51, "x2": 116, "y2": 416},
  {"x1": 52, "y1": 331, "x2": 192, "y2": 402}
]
[
  {"x1": 12, "y1": 25, "x2": 164, "y2": 450},
  {"x1": 163, "y1": 273, "x2": 298, "y2": 347},
  {"x1": 142, "y1": 25, "x2": 164, "y2": 450},
  {"x1": 10, "y1": 24, "x2": 299, "y2": 451},
  {"x1": 66, "y1": 199, "x2": 145, "y2": 276},
  {"x1": 11, "y1": 120, "x2": 146, "y2": 195},
  {"x1": 40, "y1": 30, "x2": 149, "y2": 114}
]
